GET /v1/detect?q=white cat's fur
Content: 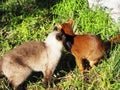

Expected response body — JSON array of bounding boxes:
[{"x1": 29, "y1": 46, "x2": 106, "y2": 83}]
[{"x1": 0, "y1": 31, "x2": 64, "y2": 90}]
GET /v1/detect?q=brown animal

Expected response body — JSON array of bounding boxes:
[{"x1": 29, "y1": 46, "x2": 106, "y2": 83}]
[
  {"x1": 0, "y1": 30, "x2": 65, "y2": 90},
  {"x1": 56, "y1": 19, "x2": 120, "y2": 73}
]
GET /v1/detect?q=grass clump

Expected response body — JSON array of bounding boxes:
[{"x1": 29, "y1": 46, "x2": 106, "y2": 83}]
[{"x1": 0, "y1": 0, "x2": 120, "y2": 90}]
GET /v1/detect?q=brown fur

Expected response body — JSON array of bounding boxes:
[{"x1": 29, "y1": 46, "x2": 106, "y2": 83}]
[
  {"x1": 59, "y1": 19, "x2": 74, "y2": 36},
  {"x1": 0, "y1": 31, "x2": 65, "y2": 90},
  {"x1": 57, "y1": 19, "x2": 120, "y2": 73}
]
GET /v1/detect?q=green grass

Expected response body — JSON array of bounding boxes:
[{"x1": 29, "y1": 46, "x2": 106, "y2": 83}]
[{"x1": 0, "y1": 0, "x2": 120, "y2": 90}]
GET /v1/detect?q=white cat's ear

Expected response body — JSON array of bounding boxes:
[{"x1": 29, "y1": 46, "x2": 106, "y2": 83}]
[{"x1": 68, "y1": 19, "x2": 73, "y2": 25}]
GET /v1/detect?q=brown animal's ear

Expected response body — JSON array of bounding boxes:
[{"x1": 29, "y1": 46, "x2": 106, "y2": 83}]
[{"x1": 68, "y1": 19, "x2": 73, "y2": 25}]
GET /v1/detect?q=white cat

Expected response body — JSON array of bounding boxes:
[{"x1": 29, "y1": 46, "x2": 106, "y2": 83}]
[{"x1": 0, "y1": 30, "x2": 65, "y2": 90}]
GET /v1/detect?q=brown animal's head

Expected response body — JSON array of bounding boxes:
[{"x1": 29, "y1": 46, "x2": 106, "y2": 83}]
[
  {"x1": 53, "y1": 19, "x2": 75, "y2": 51},
  {"x1": 56, "y1": 19, "x2": 74, "y2": 36}
]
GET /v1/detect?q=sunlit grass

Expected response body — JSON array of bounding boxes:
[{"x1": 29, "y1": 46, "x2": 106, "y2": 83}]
[{"x1": 0, "y1": 0, "x2": 120, "y2": 90}]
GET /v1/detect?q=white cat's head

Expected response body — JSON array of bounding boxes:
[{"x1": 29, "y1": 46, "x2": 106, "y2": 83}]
[{"x1": 45, "y1": 31, "x2": 65, "y2": 50}]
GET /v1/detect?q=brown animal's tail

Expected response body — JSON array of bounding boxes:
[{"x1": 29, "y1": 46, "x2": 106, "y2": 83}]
[
  {"x1": 109, "y1": 34, "x2": 120, "y2": 44},
  {"x1": 105, "y1": 34, "x2": 120, "y2": 50}
]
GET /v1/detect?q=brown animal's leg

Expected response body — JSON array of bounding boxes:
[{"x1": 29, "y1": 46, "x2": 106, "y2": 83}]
[
  {"x1": 89, "y1": 60, "x2": 98, "y2": 69},
  {"x1": 44, "y1": 70, "x2": 52, "y2": 88},
  {"x1": 75, "y1": 57, "x2": 84, "y2": 73}
]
